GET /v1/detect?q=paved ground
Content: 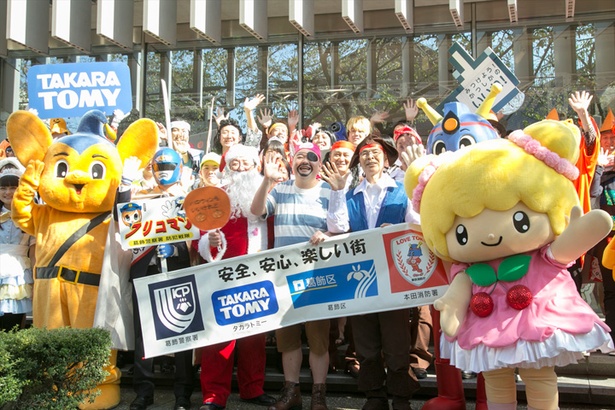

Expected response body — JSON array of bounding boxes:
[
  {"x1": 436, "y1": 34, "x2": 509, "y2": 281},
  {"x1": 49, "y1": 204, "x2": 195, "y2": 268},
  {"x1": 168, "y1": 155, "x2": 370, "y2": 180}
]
[
  {"x1": 114, "y1": 387, "x2": 615, "y2": 410},
  {"x1": 113, "y1": 350, "x2": 615, "y2": 410}
]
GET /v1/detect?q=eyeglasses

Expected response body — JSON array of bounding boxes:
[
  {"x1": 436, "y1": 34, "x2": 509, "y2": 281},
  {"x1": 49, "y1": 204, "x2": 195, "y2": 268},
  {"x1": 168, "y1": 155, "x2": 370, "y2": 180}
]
[{"x1": 359, "y1": 148, "x2": 383, "y2": 159}]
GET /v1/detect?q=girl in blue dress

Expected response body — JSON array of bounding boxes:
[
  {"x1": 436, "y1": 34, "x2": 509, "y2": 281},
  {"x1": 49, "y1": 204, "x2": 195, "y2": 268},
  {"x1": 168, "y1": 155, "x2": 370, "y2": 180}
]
[{"x1": 0, "y1": 158, "x2": 34, "y2": 331}]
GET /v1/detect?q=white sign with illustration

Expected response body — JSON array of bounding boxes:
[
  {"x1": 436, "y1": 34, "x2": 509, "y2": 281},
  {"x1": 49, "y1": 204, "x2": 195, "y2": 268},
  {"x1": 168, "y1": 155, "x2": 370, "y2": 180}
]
[
  {"x1": 133, "y1": 223, "x2": 449, "y2": 358},
  {"x1": 116, "y1": 197, "x2": 200, "y2": 250}
]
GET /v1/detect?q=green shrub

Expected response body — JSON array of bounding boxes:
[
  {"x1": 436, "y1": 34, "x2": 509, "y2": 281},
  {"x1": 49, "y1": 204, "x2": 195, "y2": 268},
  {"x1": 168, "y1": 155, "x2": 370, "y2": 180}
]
[{"x1": 0, "y1": 327, "x2": 112, "y2": 410}]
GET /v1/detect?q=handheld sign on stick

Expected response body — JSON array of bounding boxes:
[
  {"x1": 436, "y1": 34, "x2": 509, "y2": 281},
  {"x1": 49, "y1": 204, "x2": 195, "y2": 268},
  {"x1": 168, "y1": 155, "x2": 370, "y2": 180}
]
[{"x1": 183, "y1": 186, "x2": 231, "y2": 262}]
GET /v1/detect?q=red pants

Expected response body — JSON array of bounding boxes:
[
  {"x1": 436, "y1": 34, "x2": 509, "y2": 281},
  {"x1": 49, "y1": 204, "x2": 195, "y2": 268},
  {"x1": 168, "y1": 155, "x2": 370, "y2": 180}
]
[{"x1": 200, "y1": 333, "x2": 267, "y2": 406}]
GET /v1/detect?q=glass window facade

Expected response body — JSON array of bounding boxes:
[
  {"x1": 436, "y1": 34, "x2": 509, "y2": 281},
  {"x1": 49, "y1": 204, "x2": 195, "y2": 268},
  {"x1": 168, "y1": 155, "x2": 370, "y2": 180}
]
[{"x1": 3, "y1": 22, "x2": 613, "y2": 142}]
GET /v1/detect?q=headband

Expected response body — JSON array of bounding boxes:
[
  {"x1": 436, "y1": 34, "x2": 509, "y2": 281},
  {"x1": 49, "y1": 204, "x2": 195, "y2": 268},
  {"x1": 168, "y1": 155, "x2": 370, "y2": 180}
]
[
  {"x1": 268, "y1": 123, "x2": 288, "y2": 135},
  {"x1": 170, "y1": 121, "x2": 191, "y2": 132},
  {"x1": 393, "y1": 125, "x2": 421, "y2": 144},
  {"x1": 331, "y1": 141, "x2": 355, "y2": 153},
  {"x1": 507, "y1": 130, "x2": 579, "y2": 181},
  {"x1": 359, "y1": 143, "x2": 384, "y2": 153}
]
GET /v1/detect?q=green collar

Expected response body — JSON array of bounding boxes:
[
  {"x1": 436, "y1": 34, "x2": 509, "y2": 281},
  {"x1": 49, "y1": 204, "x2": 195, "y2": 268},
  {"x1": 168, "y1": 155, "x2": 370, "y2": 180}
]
[{"x1": 466, "y1": 254, "x2": 531, "y2": 287}]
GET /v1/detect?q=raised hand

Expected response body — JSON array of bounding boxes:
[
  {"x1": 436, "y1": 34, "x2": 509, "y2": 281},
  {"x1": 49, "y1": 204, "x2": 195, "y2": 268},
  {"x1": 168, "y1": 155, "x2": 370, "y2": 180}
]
[
  {"x1": 257, "y1": 108, "x2": 273, "y2": 129},
  {"x1": 598, "y1": 147, "x2": 610, "y2": 167},
  {"x1": 320, "y1": 161, "x2": 349, "y2": 191},
  {"x1": 213, "y1": 107, "x2": 229, "y2": 126},
  {"x1": 403, "y1": 99, "x2": 419, "y2": 122},
  {"x1": 287, "y1": 109, "x2": 299, "y2": 131},
  {"x1": 155, "y1": 122, "x2": 168, "y2": 144},
  {"x1": 22, "y1": 160, "x2": 45, "y2": 191},
  {"x1": 122, "y1": 156, "x2": 143, "y2": 184},
  {"x1": 262, "y1": 153, "x2": 284, "y2": 182},
  {"x1": 568, "y1": 91, "x2": 593, "y2": 115},
  {"x1": 244, "y1": 94, "x2": 266, "y2": 111},
  {"x1": 400, "y1": 143, "x2": 425, "y2": 170},
  {"x1": 370, "y1": 110, "x2": 390, "y2": 124}
]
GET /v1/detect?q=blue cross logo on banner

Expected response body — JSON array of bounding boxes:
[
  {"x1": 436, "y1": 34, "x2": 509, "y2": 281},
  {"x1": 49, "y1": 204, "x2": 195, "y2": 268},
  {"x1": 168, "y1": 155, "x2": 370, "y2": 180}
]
[{"x1": 149, "y1": 275, "x2": 204, "y2": 339}]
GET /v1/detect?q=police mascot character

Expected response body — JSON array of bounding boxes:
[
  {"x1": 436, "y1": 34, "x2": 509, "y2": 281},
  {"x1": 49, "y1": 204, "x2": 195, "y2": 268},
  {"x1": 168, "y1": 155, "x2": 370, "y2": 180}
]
[{"x1": 7, "y1": 109, "x2": 158, "y2": 409}]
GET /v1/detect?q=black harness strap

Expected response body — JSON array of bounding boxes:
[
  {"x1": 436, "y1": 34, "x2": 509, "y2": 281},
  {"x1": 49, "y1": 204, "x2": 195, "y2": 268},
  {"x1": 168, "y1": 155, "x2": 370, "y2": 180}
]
[{"x1": 46, "y1": 211, "x2": 112, "y2": 268}]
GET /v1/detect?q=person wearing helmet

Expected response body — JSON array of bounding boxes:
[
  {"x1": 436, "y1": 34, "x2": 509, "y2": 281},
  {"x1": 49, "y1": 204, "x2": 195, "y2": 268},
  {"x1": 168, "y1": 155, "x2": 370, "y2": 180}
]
[
  {"x1": 150, "y1": 148, "x2": 186, "y2": 197},
  {"x1": 129, "y1": 147, "x2": 194, "y2": 410}
]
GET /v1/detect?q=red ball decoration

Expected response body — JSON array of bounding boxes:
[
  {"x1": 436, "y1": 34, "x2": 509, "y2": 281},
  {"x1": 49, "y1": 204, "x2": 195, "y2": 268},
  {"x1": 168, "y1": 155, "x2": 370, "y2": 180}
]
[
  {"x1": 506, "y1": 284, "x2": 533, "y2": 310},
  {"x1": 470, "y1": 292, "x2": 494, "y2": 317}
]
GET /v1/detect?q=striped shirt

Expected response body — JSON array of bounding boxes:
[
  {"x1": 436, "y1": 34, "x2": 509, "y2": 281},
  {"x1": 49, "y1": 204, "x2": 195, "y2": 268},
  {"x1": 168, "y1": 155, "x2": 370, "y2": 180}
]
[{"x1": 266, "y1": 180, "x2": 331, "y2": 248}]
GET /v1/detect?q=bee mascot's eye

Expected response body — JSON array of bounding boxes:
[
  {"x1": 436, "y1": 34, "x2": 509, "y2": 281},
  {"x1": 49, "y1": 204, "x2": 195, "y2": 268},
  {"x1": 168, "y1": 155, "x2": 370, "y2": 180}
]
[
  {"x1": 55, "y1": 161, "x2": 69, "y2": 178},
  {"x1": 90, "y1": 162, "x2": 106, "y2": 180}
]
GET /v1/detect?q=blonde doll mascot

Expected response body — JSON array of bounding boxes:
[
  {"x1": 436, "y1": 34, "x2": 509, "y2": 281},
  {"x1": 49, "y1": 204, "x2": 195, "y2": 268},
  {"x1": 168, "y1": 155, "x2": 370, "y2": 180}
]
[{"x1": 405, "y1": 119, "x2": 614, "y2": 410}]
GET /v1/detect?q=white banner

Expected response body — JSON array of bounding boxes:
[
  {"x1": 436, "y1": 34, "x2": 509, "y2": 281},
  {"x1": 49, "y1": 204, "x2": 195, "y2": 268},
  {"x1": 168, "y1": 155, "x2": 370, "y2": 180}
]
[{"x1": 134, "y1": 223, "x2": 449, "y2": 358}]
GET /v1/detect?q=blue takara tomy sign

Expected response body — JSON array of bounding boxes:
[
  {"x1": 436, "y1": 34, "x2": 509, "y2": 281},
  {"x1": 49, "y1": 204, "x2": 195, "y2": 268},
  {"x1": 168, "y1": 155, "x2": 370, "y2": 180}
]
[{"x1": 27, "y1": 62, "x2": 133, "y2": 119}]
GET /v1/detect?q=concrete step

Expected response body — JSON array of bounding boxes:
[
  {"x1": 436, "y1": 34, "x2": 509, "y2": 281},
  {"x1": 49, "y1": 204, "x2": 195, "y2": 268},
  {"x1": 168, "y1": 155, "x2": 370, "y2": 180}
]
[{"x1": 118, "y1": 350, "x2": 615, "y2": 407}]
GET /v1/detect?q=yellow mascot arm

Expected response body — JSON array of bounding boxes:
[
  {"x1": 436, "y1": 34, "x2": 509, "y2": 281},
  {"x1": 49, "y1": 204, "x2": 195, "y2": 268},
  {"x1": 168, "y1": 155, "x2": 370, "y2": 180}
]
[
  {"x1": 433, "y1": 271, "x2": 472, "y2": 338},
  {"x1": 551, "y1": 206, "x2": 613, "y2": 265},
  {"x1": 11, "y1": 160, "x2": 45, "y2": 236}
]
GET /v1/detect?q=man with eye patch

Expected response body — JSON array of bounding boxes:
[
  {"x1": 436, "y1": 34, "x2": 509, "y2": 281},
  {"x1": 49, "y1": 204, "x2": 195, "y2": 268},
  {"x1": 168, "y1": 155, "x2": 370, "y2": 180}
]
[{"x1": 251, "y1": 142, "x2": 333, "y2": 410}]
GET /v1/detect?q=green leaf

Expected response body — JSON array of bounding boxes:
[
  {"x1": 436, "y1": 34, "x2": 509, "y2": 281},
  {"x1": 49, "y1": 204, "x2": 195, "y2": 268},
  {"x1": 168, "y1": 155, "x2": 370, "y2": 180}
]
[
  {"x1": 466, "y1": 263, "x2": 497, "y2": 287},
  {"x1": 498, "y1": 254, "x2": 531, "y2": 282}
]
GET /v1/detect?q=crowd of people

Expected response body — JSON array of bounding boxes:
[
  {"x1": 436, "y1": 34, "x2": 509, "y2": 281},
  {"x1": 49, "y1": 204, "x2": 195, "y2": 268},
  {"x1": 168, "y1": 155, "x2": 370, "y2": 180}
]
[{"x1": 1, "y1": 90, "x2": 614, "y2": 410}]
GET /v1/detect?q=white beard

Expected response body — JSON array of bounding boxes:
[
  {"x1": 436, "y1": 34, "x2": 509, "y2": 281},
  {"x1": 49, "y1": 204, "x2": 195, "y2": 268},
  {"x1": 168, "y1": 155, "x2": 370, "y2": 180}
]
[{"x1": 222, "y1": 168, "x2": 263, "y2": 221}]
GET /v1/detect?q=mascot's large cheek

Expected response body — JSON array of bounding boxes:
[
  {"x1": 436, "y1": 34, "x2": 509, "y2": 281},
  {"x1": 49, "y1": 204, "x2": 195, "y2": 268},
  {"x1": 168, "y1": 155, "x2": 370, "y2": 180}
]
[
  {"x1": 39, "y1": 170, "x2": 74, "y2": 211},
  {"x1": 84, "y1": 177, "x2": 120, "y2": 211}
]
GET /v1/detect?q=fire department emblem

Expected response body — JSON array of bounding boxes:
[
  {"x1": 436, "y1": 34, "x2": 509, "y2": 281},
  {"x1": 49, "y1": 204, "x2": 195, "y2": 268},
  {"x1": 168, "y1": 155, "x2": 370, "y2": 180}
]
[{"x1": 391, "y1": 233, "x2": 437, "y2": 286}]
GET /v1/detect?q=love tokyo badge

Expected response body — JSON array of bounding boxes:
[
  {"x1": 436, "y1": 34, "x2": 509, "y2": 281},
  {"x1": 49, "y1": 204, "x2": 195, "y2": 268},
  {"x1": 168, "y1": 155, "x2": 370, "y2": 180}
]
[{"x1": 183, "y1": 186, "x2": 231, "y2": 231}]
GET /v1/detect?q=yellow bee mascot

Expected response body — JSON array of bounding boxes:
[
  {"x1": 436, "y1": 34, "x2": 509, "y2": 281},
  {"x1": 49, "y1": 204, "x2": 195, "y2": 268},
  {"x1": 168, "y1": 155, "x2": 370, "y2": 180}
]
[{"x1": 7, "y1": 109, "x2": 157, "y2": 409}]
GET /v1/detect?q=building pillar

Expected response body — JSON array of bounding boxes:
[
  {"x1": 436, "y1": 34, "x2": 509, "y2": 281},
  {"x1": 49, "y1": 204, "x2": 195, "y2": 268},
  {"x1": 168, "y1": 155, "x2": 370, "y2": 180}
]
[
  {"x1": 194, "y1": 49, "x2": 204, "y2": 108},
  {"x1": 437, "y1": 34, "x2": 453, "y2": 97},
  {"x1": 367, "y1": 39, "x2": 376, "y2": 99},
  {"x1": 553, "y1": 25, "x2": 575, "y2": 89},
  {"x1": 330, "y1": 41, "x2": 340, "y2": 89},
  {"x1": 401, "y1": 36, "x2": 415, "y2": 97},
  {"x1": 0, "y1": 58, "x2": 21, "y2": 124},
  {"x1": 128, "y1": 52, "x2": 142, "y2": 113},
  {"x1": 512, "y1": 28, "x2": 532, "y2": 88},
  {"x1": 476, "y1": 31, "x2": 491, "y2": 56},
  {"x1": 595, "y1": 21, "x2": 615, "y2": 93},
  {"x1": 226, "y1": 48, "x2": 236, "y2": 107},
  {"x1": 257, "y1": 45, "x2": 268, "y2": 93}
]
